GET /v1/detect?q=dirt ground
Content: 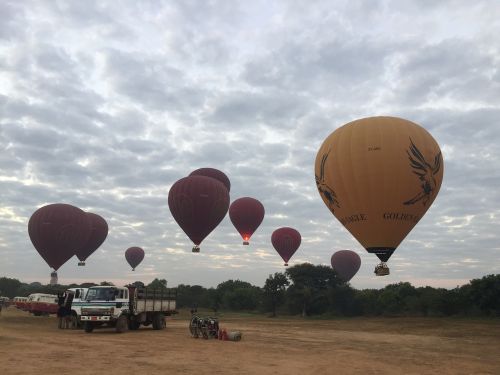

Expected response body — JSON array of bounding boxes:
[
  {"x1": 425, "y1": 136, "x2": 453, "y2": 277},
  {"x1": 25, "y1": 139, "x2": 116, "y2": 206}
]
[{"x1": 1, "y1": 307, "x2": 499, "y2": 375}]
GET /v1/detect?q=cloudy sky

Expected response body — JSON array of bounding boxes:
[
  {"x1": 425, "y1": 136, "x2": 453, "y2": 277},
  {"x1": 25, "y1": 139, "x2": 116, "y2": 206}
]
[{"x1": 1, "y1": 0, "x2": 499, "y2": 290}]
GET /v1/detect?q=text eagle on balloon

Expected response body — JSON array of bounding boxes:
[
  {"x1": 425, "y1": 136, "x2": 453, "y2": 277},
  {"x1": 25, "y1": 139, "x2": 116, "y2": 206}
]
[
  {"x1": 315, "y1": 150, "x2": 341, "y2": 211},
  {"x1": 403, "y1": 138, "x2": 442, "y2": 206}
]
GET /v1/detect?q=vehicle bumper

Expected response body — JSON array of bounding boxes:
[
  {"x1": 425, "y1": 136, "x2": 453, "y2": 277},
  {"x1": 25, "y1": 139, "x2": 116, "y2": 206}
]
[{"x1": 81, "y1": 316, "x2": 112, "y2": 322}]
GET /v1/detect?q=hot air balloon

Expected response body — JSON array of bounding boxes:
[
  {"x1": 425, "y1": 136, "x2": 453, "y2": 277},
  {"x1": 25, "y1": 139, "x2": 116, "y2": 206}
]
[
  {"x1": 168, "y1": 175, "x2": 230, "y2": 252},
  {"x1": 189, "y1": 168, "x2": 231, "y2": 192},
  {"x1": 229, "y1": 197, "x2": 265, "y2": 245},
  {"x1": 331, "y1": 250, "x2": 361, "y2": 282},
  {"x1": 315, "y1": 116, "x2": 444, "y2": 276},
  {"x1": 28, "y1": 203, "x2": 91, "y2": 278},
  {"x1": 75, "y1": 212, "x2": 108, "y2": 266},
  {"x1": 125, "y1": 247, "x2": 144, "y2": 271},
  {"x1": 271, "y1": 227, "x2": 301, "y2": 266}
]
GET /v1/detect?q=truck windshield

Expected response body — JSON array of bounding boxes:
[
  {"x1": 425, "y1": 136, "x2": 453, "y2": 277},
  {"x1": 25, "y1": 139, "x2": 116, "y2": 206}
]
[{"x1": 86, "y1": 288, "x2": 116, "y2": 301}]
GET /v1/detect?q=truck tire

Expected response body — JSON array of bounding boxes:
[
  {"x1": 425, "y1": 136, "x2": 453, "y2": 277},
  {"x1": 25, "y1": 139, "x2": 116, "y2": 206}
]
[
  {"x1": 116, "y1": 315, "x2": 129, "y2": 333},
  {"x1": 152, "y1": 313, "x2": 165, "y2": 330},
  {"x1": 84, "y1": 322, "x2": 94, "y2": 333}
]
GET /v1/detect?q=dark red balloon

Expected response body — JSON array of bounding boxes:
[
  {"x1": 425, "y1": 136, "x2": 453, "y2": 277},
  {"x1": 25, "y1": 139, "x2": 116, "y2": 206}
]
[
  {"x1": 229, "y1": 197, "x2": 265, "y2": 245},
  {"x1": 331, "y1": 250, "x2": 361, "y2": 282},
  {"x1": 75, "y1": 213, "x2": 108, "y2": 265},
  {"x1": 271, "y1": 227, "x2": 301, "y2": 266},
  {"x1": 28, "y1": 203, "x2": 91, "y2": 271},
  {"x1": 189, "y1": 168, "x2": 231, "y2": 192},
  {"x1": 168, "y1": 175, "x2": 229, "y2": 251},
  {"x1": 125, "y1": 247, "x2": 144, "y2": 271}
]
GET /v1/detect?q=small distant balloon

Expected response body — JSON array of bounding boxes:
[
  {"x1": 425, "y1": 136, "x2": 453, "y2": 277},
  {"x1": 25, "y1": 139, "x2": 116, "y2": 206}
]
[
  {"x1": 229, "y1": 197, "x2": 265, "y2": 245},
  {"x1": 168, "y1": 175, "x2": 230, "y2": 252},
  {"x1": 330, "y1": 250, "x2": 361, "y2": 282},
  {"x1": 189, "y1": 168, "x2": 231, "y2": 192},
  {"x1": 125, "y1": 247, "x2": 144, "y2": 271},
  {"x1": 28, "y1": 203, "x2": 91, "y2": 274},
  {"x1": 271, "y1": 227, "x2": 301, "y2": 266},
  {"x1": 76, "y1": 212, "x2": 108, "y2": 266}
]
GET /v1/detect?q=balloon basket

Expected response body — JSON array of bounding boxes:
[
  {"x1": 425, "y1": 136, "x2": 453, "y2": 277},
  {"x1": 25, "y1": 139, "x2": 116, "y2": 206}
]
[
  {"x1": 192, "y1": 246, "x2": 200, "y2": 253},
  {"x1": 78, "y1": 261, "x2": 85, "y2": 266},
  {"x1": 243, "y1": 241, "x2": 249, "y2": 245},
  {"x1": 374, "y1": 262, "x2": 390, "y2": 276},
  {"x1": 284, "y1": 263, "x2": 288, "y2": 267}
]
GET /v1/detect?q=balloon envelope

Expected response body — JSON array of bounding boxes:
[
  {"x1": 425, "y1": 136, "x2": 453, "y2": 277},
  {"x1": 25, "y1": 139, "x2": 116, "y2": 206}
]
[
  {"x1": 75, "y1": 213, "x2": 108, "y2": 263},
  {"x1": 315, "y1": 116, "x2": 444, "y2": 263},
  {"x1": 189, "y1": 168, "x2": 231, "y2": 192},
  {"x1": 271, "y1": 227, "x2": 301, "y2": 265},
  {"x1": 229, "y1": 197, "x2": 265, "y2": 244},
  {"x1": 331, "y1": 250, "x2": 361, "y2": 282},
  {"x1": 125, "y1": 247, "x2": 144, "y2": 270},
  {"x1": 168, "y1": 175, "x2": 230, "y2": 249},
  {"x1": 28, "y1": 203, "x2": 91, "y2": 270}
]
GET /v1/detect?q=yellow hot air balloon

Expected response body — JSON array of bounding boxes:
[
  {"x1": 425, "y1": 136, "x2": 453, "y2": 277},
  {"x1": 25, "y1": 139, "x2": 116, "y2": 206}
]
[{"x1": 315, "y1": 116, "x2": 444, "y2": 276}]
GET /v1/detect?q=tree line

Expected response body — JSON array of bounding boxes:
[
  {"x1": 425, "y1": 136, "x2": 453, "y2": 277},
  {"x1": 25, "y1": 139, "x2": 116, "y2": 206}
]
[{"x1": 1, "y1": 264, "x2": 499, "y2": 317}]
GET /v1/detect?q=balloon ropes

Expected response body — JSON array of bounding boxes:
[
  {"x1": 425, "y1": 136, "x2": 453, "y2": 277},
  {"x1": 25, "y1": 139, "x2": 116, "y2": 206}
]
[
  {"x1": 331, "y1": 250, "x2": 361, "y2": 282},
  {"x1": 229, "y1": 197, "x2": 265, "y2": 245},
  {"x1": 168, "y1": 171, "x2": 230, "y2": 253},
  {"x1": 125, "y1": 247, "x2": 144, "y2": 271},
  {"x1": 28, "y1": 203, "x2": 91, "y2": 278},
  {"x1": 271, "y1": 227, "x2": 301, "y2": 266},
  {"x1": 315, "y1": 116, "x2": 444, "y2": 276},
  {"x1": 75, "y1": 212, "x2": 108, "y2": 266}
]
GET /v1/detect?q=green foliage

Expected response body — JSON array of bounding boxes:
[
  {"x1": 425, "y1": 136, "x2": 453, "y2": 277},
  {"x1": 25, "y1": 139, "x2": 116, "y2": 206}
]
[
  {"x1": 467, "y1": 274, "x2": 500, "y2": 316},
  {"x1": 146, "y1": 278, "x2": 167, "y2": 290},
  {"x1": 263, "y1": 272, "x2": 289, "y2": 316},
  {"x1": 1, "y1": 272, "x2": 499, "y2": 317}
]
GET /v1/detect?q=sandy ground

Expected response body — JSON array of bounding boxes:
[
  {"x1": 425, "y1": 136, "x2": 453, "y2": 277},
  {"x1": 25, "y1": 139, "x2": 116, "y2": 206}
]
[{"x1": 0, "y1": 307, "x2": 499, "y2": 375}]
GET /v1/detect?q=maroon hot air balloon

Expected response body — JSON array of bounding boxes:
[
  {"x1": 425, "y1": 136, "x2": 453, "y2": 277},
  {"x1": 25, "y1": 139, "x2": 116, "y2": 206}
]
[
  {"x1": 271, "y1": 227, "x2": 301, "y2": 266},
  {"x1": 229, "y1": 197, "x2": 265, "y2": 245},
  {"x1": 28, "y1": 203, "x2": 91, "y2": 276},
  {"x1": 189, "y1": 168, "x2": 231, "y2": 192},
  {"x1": 168, "y1": 175, "x2": 230, "y2": 252},
  {"x1": 125, "y1": 247, "x2": 144, "y2": 271},
  {"x1": 75, "y1": 212, "x2": 108, "y2": 266},
  {"x1": 331, "y1": 250, "x2": 361, "y2": 282}
]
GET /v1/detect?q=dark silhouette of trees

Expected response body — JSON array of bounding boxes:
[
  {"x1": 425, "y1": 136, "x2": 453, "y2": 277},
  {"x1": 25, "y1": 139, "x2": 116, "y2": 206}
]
[{"x1": 263, "y1": 272, "x2": 289, "y2": 317}]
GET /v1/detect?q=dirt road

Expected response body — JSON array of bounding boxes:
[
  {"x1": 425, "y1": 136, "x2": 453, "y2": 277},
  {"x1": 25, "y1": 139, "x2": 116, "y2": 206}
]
[{"x1": 1, "y1": 307, "x2": 499, "y2": 374}]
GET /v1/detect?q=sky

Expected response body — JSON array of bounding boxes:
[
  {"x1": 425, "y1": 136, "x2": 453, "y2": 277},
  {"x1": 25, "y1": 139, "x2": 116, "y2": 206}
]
[{"x1": 0, "y1": 0, "x2": 499, "y2": 290}]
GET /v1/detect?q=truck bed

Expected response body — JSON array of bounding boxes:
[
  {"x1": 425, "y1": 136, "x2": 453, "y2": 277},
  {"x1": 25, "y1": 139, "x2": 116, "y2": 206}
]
[{"x1": 133, "y1": 288, "x2": 177, "y2": 314}]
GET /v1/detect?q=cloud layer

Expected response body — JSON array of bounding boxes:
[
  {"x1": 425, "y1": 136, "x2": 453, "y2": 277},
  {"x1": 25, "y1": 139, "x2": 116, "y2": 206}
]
[{"x1": 1, "y1": 0, "x2": 499, "y2": 289}]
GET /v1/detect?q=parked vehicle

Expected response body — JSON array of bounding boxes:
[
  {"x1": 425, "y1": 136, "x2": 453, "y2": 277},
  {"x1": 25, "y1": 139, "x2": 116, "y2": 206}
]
[
  {"x1": 12, "y1": 296, "x2": 28, "y2": 310},
  {"x1": 80, "y1": 285, "x2": 177, "y2": 333},
  {"x1": 27, "y1": 293, "x2": 58, "y2": 316},
  {"x1": 0, "y1": 296, "x2": 10, "y2": 308},
  {"x1": 58, "y1": 288, "x2": 88, "y2": 327}
]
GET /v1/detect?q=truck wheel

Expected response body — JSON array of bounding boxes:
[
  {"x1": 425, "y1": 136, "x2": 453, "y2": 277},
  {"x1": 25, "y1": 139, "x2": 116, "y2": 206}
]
[
  {"x1": 152, "y1": 313, "x2": 165, "y2": 330},
  {"x1": 116, "y1": 315, "x2": 129, "y2": 333},
  {"x1": 84, "y1": 322, "x2": 94, "y2": 333}
]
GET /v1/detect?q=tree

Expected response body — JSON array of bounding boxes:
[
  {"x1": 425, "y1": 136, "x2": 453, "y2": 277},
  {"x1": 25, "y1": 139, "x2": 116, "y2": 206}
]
[
  {"x1": 285, "y1": 263, "x2": 340, "y2": 316},
  {"x1": 0, "y1": 277, "x2": 22, "y2": 298},
  {"x1": 263, "y1": 273, "x2": 289, "y2": 317},
  {"x1": 147, "y1": 278, "x2": 168, "y2": 290},
  {"x1": 216, "y1": 280, "x2": 261, "y2": 311},
  {"x1": 100, "y1": 281, "x2": 115, "y2": 286},
  {"x1": 467, "y1": 274, "x2": 500, "y2": 316}
]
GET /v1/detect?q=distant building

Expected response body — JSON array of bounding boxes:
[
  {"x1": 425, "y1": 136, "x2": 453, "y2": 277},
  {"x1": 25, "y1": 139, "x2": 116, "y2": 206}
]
[{"x1": 50, "y1": 271, "x2": 58, "y2": 286}]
